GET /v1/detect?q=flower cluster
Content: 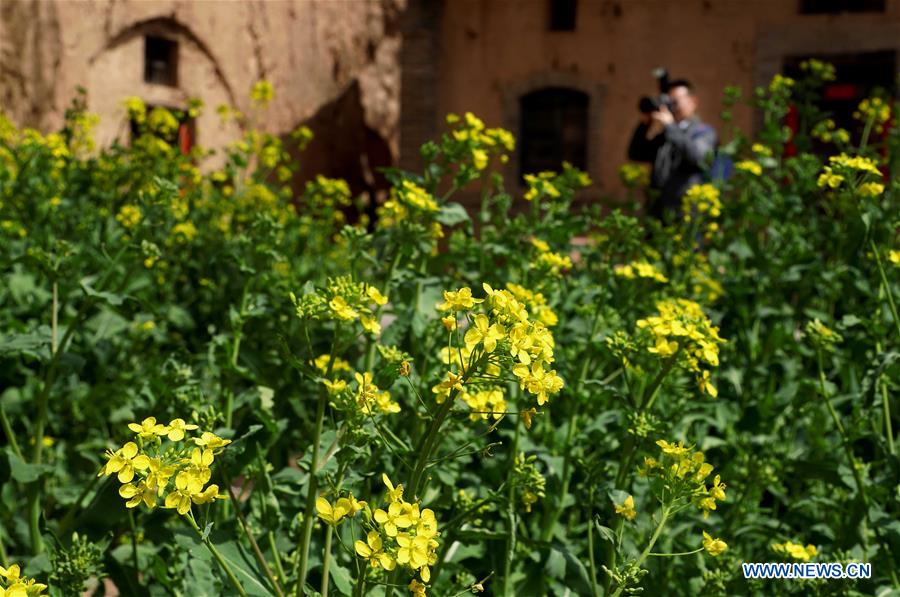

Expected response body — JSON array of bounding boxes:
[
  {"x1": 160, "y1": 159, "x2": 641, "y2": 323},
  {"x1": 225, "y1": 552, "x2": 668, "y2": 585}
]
[
  {"x1": 0, "y1": 564, "x2": 47, "y2": 596},
  {"x1": 614, "y1": 495, "x2": 637, "y2": 521},
  {"x1": 310, "y1": 352, "x2": 401, "y2": 417},
  {"x1": 734, "y1": 160, "x2": 762, "y2": 176},
  {"x1": 436, "y1": 284, "x2": 564, "y2": 408},
  {"x1": 250, "y1": 79, "x2": 274, "y2": 106},
  {"x1": 799, "y1": 58, "x2": 836, "y2": 82},
  {"x1": 116, "y1": 204, "x2": 142, "y2": 229},
  {"x1": 506, "y1": 282, "x2": 558, "y2": 326},
  {"x1": 376, "y1": 180, "x2": 444, "y2": 245},
  {"x1": 354, "y1": 474, "x2": 440, "y2": 589},
  {"x1": 619, "y1": 163, "x2": 651, "y2": 188},
  {"x1": 523, "y1": 171, "x2": 561, "y2": 202},
  {"x1": 805, "y1": 319, "x2": 843, "y2": 352},
  {"x1": 445, "y1": 112, "x2": 515, "y2": 171},
  {"x1": 510, "y1": 452, "x2": 546, "y2": 513},
  {"x1": 854, "y1": 96, "x2": 891, "y2": 133},
  {"x1": 682, "y1": 184, "x2": 721, "y2": 221},
  {"x1": 817, "y1": 153, "x2": 883, "y2": 192},
  {"x1": 639, "y1": 439, "x2": 727, "y2": 519},
  {"x1": 811, "y1": 119, "x2": 850, "y2": 145},
  {"x1": 300, "y1": 175, "x2": 352, "y2": 226},
  {"x1": 635, "y1": 299, "x2": 726, "y2": 397},
  {"x1": 614, "y1": 260, "x2": 669, "y2": 284},
  {"x1": 99, "y1": 417, "x2": 230, "y2": 515},
  {"x1": 771, "y1": 540, "x2": 818, "y2": 561},
  {"x1": 290, "y1": 276, "x2": 388, "y2": 336}
]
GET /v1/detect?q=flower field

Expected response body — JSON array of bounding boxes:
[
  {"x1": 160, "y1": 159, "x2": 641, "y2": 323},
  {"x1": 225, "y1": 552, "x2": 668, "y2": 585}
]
[{"x1": 1, "y1": 66, "x2": 899, "y2": 596}]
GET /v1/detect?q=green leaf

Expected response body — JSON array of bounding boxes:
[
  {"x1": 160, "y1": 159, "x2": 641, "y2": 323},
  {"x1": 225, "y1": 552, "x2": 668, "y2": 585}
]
[
  {"x1": 80, "y1": 279, "x2": 125, "y2": 306},
  {"x1": 436, "y1": 202, "x2": 471, "y2": 226},
  {"x1": 7, "y1": 448, "x2": 50, "y2": 483},
  {"x1": 0, "y1": 329, "x2": 51, "y2": 360},
  {"x1": 330, "y1": 563, "x2": 353, "y2": 595}
]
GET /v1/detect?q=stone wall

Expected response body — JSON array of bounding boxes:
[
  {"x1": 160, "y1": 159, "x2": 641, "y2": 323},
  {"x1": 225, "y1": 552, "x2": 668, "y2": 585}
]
[{"x1": 0, "y1": 0, "x2": 404, "y2": 195}]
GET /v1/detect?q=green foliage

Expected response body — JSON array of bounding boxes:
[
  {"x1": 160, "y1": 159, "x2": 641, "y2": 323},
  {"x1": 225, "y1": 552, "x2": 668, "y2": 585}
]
[{"x1": 0, "y1": 69, "x2": 899, "y2": 597}]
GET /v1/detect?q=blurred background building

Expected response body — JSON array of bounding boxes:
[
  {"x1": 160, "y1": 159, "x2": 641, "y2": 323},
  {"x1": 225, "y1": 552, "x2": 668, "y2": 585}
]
[{"x1": 3, "y1": 0, "x2": 900, "y2": 201}]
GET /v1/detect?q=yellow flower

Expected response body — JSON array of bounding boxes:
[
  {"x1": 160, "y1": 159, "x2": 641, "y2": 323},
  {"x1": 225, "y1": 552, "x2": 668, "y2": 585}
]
[
  {"x1": 464, "y1": 314, "x2": 505, "y2": 353},
  {"x1": 530, "y1": 237, "x2": 550, "y2": 253},
  {"x1": 119, "y1": 481, "x2": 157, "y2": 509},
  {"x1": 116, "y1": 204, "x2": 142, "y2": 229},
  {"x1": 128, "y1": 416, "x2": 168, "y2": 440},
  {"x1": 702, "y1": 531, "x2": 728, "y2": 556},
  {"x1": 409, "y1": 579, "x2": 427, "y2": 597},
  {"x1": 164, "y1": 474, "x2": 196, "y2": 515},
  {"x1": 355, "y1": 531, "x2": 397, "y2": 570},
  {"x1": 772, "y1": 541, "x2": 817, "y2": 561},
  {"x1": 441, "y1": 315, "x2": 456, "y2": 331},
  {"x1": 472, "y1": 148, "x2": 488, "y2": 170},
  {"x1": 166, "y1": 418, "x2": 198, "y2": 442},
  {"x1": 396, "y1": 532, "x2": 431, "y2": 569},
  {"x1": 656, "y1": 439, "x2": 689, "y2": 456},
  {"x1": 735, "y1": 160, "x2": 762, "y2": 176},
  {"x1": 751, "y1": 143, "x2": 772, "y2": 157},
  {"x1": 251, "y1": 80, "x2": 274, "y2": 105},
  {"x1": 323, "y1": 379, "x2": 347, "y2": 394},
  {"x1": 101, "y1": 442, "x2": 150, "y2": 483},
  {"x1": 614, "y1": 495, "x2": 637, "y2": 520},
  {"x1": 859, "y1": 182, "x2": 884, "y2": 197},
  {"x1": 193, "y1": 431, "x2": 232, "y2": 450},
  {"x1": 698, "y1": 370, "x2": 717, "y2": 398},
  {"x1": 329, "y1": 295, "x2": 359, "y2": 321},
  {"x1": 316, "y1": 496, "x2": 350, "y2": 525},
  {"x1": 888, "y1": 250, "x2": 900, "y2": 265},
  {"x1": 437, "y1": 287, "x2": 483, "y2": 312},
  {"x1": 374, "y1": 501, "x2": 415, "y2": 536},
  {"x1": 708, "y1": 475, "x2": 727, "y2": 501},
  {"x1": 171, "y1": 221, "x2": 198, "y2": 242},
  {"x1": 361, "y1": 315, "x2": 382, "y2": 336},
  {"x1": 383, "y1": 473, "x2": 404, "y2": 502},
  {"x1": 367, "y1": 286, "x2": 389, "y2": 306}
]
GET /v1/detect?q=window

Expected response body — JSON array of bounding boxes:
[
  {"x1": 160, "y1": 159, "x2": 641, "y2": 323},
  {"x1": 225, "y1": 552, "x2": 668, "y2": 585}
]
[
  {"x1": 549, "y1": 0, "x2": 577, "y2": 31},
  {"x1": 144, "y1": 36, "x2": 178, "y2": 86},
  {"x1": 799, "y1": 0, "x2": 885, "y2": 14},
  {"x1": 519, "y1": 88, "x2": 588, "y2": 178}
]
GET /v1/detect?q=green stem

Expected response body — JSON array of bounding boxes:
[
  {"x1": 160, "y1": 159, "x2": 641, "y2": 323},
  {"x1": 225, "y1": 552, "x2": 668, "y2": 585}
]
[
  {"x1": 294, "y1": 329, "x2": 340, "y2": 593},
  {"x1": 502, "y1": 418, "x2": 522, "y2": 595},
  {"x1": 128, "y1": 509, "x2": 140, "y2": 586},
  {"x1": 321, "y1": 525, "x2": 333, "y2": 597},
  {"x1": 406, "y1": 381, "x2": 468, "y2": 498},
  {"x1": 227, "y1": 484, "x2": 284, "y2": 597},
  {"x1": 647, "y1": 547, "x2": 703, "y2": 557},
  {"x1": 816, "y1": 351, "x2": 870, "y2": 516},
  {"x1": 871, "y1": 240, "x2": 900, "y2": 340},
  {"x1": 0, "y1": 405, "x2": 22, "y2": 460},
  {"x1": 187, "y1": 514, "x2": 248, "y2": 597},
  {"x1": 353, "y1": 561, "x2": 368, "y2": 597},
  {"x1": 880, "y1": 379, "x2": 895, "y2": 456},
  {"x1": 269, "y1": 531, "x2": 287, "y2": 588},
  {"x1": 226, "y1": 283, "x2": 250, "y2": 430},
  {"x1": 609, "y1": 507, "x2": 670, "y2": 597},
  {"x1": 587, "y1": 510, "x2": 599, "y2": 597}
]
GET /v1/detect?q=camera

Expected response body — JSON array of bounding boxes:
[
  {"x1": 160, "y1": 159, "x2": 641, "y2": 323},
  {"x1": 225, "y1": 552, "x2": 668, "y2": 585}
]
[{"x1": 638, "y1": 67, "x2": 673, "y2": 114}]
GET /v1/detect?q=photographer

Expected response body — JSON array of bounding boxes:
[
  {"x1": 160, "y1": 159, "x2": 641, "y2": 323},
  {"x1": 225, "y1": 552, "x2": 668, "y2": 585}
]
[{"x1": 627, "y1": 77, "x2": 717, "y2": 222}]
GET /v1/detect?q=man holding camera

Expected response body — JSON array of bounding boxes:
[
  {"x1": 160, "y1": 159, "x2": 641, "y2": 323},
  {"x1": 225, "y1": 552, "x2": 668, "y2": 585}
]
[{"x1": 627, "y1": 76, "x2": 717, "y2": 222}]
